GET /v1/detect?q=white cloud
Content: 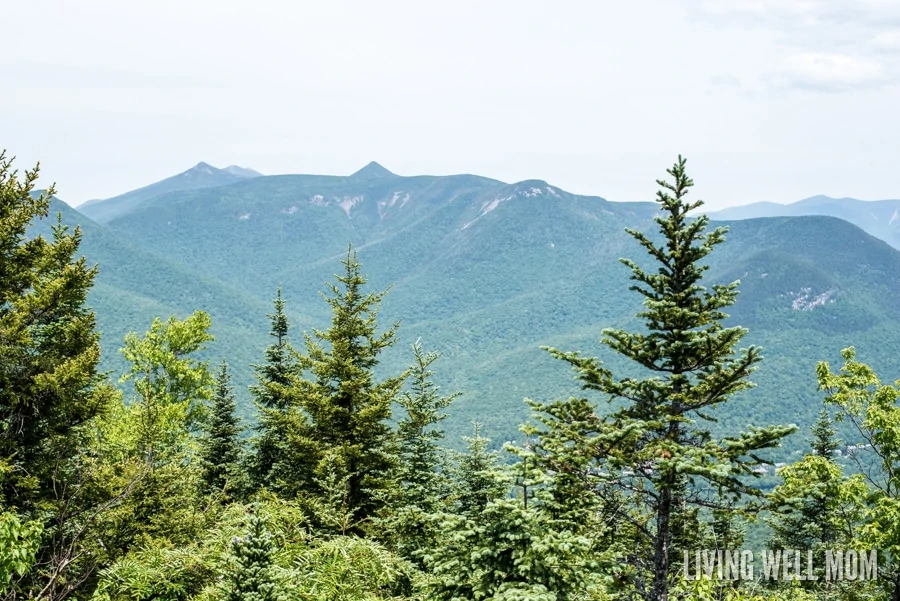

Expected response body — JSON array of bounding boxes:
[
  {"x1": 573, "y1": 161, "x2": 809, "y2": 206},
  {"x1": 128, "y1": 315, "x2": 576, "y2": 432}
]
[
  {"x1": 687, "y1": 0, "x2": 900, "y2": 91},
  {"x1": 771, "y1": 53, "x2": 889, "y2": 91},
  {"x1": 873, "y1": 30, "x2": 900, "y2": 51},
  {"x1": 688, "y1": 0, "x2": 900, "y2": 28}
]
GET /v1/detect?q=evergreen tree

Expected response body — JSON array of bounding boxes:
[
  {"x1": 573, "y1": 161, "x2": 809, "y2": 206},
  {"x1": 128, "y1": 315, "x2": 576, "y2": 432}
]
[
  {"x1": 0, "y1": 152, "x2": 113, "y2": 510},
  {"x1": 396, "y1": 340, "x2": 458, "y2": 511},
  {"x1": 766, "y1": 409, "x2": 862, "y2": 592},
  {"x1": 381, "y1": 341, "x2": 458, "y2": 560},
  {"x1": 249, "y1": 289, "x2": 301, "y2": 492},
  {"x1": 539, "y1": 156, "x2": 796, "y2": 601},
  {"x1": 289, "y1": 246, "x2": 406, "y2": 530},
  {"x1": 811, "y1": 407, "x2": 840, "y2": 458},
  {"x1": 225, "y1": 511, "x2": 285, "y2": 601},
  {"x1": 0, "y1": 153, "x2": 123, "y2": 599},
  {"x1": 429, "y1": 427, "x2": 604, "y2": 600},
  {"x1": 200, "y1": 362, "x2": 245, "y2": 499},
  {"x1": 452, "y1": 424, "x2": 507, "y2": 518}
]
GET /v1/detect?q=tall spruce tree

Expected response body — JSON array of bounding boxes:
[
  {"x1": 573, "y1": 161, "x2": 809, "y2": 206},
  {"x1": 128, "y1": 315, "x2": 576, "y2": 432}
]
[
  {"x1": 200, "y1": 362, "x2": 244, "y2": 499},
  {"x1": 250, "y1": 289, "x2": 297, "y2": 491},
  {"x1": 0, "y1": 153, "x2": 122, "y2": 600},
  {"x1": 395, "y1": 341, "x2": 458, "y2": 512},
  {"x1": 0, "y1": 152, "x2": 113, "y2": 510},
  {"x1": 290, "y1": 246, "x2": 406, "y2": 530},
  {"x1": 381, "y1": 341, "x2": 458, "y2": 561},
  {"x1": 451, "y1": 424, "x2": 507, "y2": 518},
  {"x1": 538, "y1": 156, "x2": 796, "y2": 601}
]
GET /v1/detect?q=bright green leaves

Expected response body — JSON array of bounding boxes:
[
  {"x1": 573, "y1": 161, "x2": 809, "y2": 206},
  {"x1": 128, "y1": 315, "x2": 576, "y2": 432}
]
[
  {"x1": 816, "y1": 347, "x2": 900, "y2": 592},
  {"x1": 119, "y1": 311, "x2": 214, "y2": 463},
  {"x1": 0, "y1": 511, "x2": 43, "y2": 593}
]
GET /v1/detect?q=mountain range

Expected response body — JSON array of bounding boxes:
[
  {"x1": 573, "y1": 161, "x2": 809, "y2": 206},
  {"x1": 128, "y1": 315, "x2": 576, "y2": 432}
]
[
  {"x1": 35, "y1": 161, "x2": 900, "y2": 459},
  {"x1": 707, "y1": 195, "x2": 900, "y2": 250},
  {"x1": 78, "y1": 162, "x2": 262, "y2": 223}
]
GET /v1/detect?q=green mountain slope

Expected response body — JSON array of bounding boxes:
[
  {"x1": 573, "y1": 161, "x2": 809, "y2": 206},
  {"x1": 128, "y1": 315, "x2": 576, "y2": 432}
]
[
  {"x1": 707, "y1": 195, "x2": 900, "y2": 249},
  {"x1": 31, "y1": 197, "x2": 282, "y2": 412},
  {"x1": 48, "y1": 168, "x2": 900, "y2": 456},
  {"x1": 79, "y1": 162, "x2": 261, "y2": 223}
]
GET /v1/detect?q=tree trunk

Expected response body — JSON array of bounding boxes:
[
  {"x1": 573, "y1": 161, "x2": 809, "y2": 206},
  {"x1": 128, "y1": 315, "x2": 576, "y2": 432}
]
[{"x1": 651, "y1": 485, "x2": 672, "y2": 601}]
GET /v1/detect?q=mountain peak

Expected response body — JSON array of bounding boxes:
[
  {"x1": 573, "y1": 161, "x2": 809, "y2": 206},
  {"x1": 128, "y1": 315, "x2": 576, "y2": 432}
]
[
  {"x1": 349, "y1": 161, "x2": 395, "y2": 180},
  {"x1": 223, "y1": 165, "x2": 263, "y2": 178},
  {"x1": 187, "y1": 162, "x2": 219, "y2": 176}
]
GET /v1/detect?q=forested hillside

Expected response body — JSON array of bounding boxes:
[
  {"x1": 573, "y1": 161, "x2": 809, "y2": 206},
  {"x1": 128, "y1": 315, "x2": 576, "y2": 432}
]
[
  {"x1": 707, "y1": 195, "x2": 900, "y2": 250},
  {"x1": 43, "y1": 162, "x2": 900, "y2": 455}
]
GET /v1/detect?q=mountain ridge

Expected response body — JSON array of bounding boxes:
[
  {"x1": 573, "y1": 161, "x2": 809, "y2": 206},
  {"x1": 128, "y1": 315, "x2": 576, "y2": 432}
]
[
  {"x1": 707, "y1": 195, "x2": 900, "y2": 249},
  {"x1": 79, "y1": 161, "x2": 263, "y2": 223}
]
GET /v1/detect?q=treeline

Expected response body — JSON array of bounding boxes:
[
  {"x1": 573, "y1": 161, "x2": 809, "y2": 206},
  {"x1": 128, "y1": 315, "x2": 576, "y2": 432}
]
[{"x1": 2, "y1": 150, "x2": 900, "y2": 601}]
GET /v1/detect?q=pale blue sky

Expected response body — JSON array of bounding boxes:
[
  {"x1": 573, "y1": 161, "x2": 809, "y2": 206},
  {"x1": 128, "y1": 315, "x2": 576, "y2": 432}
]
[{"x1": 3, "y1": 0, "x2": 900, "y2": 209}]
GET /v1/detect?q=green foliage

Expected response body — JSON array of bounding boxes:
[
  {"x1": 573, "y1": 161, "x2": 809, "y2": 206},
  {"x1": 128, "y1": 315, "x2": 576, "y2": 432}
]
[
  {"x1": 538, "y1": 156, "x2": 797, "y2": 600},
  {"x1": 286, "y1": 247, "x2": 407, "y2": 529},
  {"x1": 290, "y1": 536, "x2": 420, "y2": 601},
  {"x1": 119, "y1": 311, "x2": 214, "y2": 464},
  {"x1": 0, "y1": 151, "x2": 113, "y2": 509},
  {"x1": 92, "y1": 496, "x2": 420, "y2": 601},
  {"x1": 767, "y1": 411, "x2": 862, "y2": 550},
  {"x1": 671, "y1": 575, "x2": 819, "y2": 601},
  {"x1": 0, "y1": 511, "x2": 43, "y2": 593},
  {"x1": 817, "y1": 347, "x2": 900, "y2": 597},
  {"x1": 378, "y1": 341, "x2": 459, "y2": 562},
  {"x1": 224, "y1": 511, "x2": 285, "y2": 601},
  {"x1": 427, "y1": 496, "x2": 604, "y2": 601},
  {"x1": 450, "y1": 424, "x2": 507, "y2": 518},
  {"x1": 200, "y1": 362, "x2": 245, "y2": 500},
  {"x1": 395, "y1": 341, "x2": 458, "y2": 511},
  {"x1": 0, "y1": 152, "x2": 128, "y2": 600},
  {"x1": 250, "y1": 289, "x2": 302, "y2": 493}
]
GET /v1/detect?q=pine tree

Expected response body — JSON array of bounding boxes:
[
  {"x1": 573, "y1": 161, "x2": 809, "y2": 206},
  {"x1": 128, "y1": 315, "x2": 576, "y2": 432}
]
[
  {"x1": 200, "y1": 362, "x2": 244, "y2": 499},
  {"x1": 381, "y1": 341, "x2": 458, "y2": 560},
  {"x1": 810, "y1": 408, "x2": 840, "y2": 458},
  {"x1": 250, "y1": 289, "x2": 299, "y2": 491},
  {"x1": 396, "y1": 340, "x2": 458, "y2": 512},
  {"x1": 0, "y1": 152, "x2": 113, "y2": 510},
  {"x1": 539, "y1": 156, "x2": 796, "y2": 601},
  {"x1": 290, "y1": 246, "x2": 406, "y2": 530},
  {"x1": 452, "y1": 424, "x2": 507, "y2": 518},
  {"x1": 429, "y1": 426, "x2": 603, "y2": 600},
  {"x1": 225, "y1": 511, "x2": 285, "y2": 601},
  {"x1": 766, "y1": 407, "x2": 864, "y2": 592}
]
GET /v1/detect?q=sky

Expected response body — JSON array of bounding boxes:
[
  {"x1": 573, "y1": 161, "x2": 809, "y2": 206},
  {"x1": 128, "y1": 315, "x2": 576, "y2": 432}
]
[{"x1": 3, "y1": 0, "x2": 900, "y2": 210}]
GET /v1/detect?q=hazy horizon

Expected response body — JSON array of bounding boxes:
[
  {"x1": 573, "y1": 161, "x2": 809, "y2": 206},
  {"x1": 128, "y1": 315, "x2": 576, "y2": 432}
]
[{"x1": 5, "y1": 0, "x2": 900, "y2": 210}]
